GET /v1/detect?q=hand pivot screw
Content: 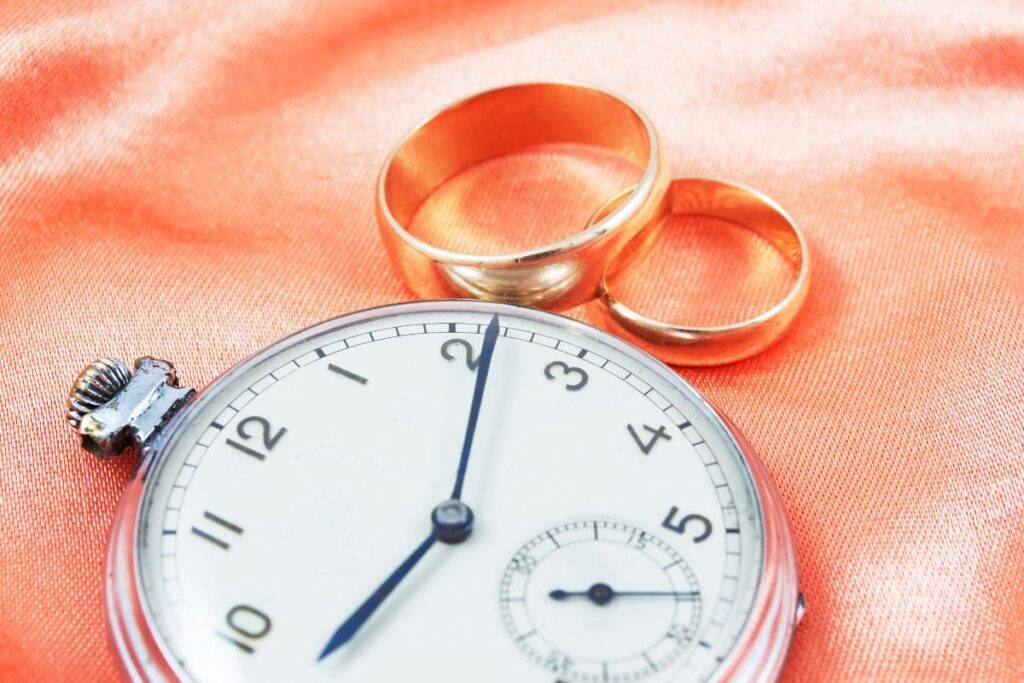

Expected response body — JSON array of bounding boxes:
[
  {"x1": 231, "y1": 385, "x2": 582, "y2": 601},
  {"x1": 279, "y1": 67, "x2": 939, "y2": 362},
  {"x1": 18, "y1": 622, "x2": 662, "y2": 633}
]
[{"x1": 431, "y1": 500, "x2": 474, "y2": 544}]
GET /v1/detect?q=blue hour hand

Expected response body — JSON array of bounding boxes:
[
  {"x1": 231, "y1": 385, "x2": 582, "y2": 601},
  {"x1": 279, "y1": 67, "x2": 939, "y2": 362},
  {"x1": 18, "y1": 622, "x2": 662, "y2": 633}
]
[
  {"x1": 316, "y1": 500, "x2": 475, "y2": 661},
  {"x1": 317, "y1": 530, "x2": 438, "y2": 661}
]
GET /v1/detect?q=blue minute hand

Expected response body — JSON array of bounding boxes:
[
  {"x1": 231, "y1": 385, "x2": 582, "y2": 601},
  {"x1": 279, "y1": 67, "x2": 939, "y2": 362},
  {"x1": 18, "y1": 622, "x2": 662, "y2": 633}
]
[
  {"x1": 450, "y1": 313, "x2": 500, "y2": 500},
  {"x1": 317, "y1": 314, "x2": 499, "y2": 662}
]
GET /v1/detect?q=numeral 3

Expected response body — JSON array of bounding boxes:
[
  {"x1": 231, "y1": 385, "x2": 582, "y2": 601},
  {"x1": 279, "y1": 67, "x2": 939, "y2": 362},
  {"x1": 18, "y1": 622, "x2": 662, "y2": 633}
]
[{"x1": 543, "y1": 360, "x2": 588, "y2": 391}]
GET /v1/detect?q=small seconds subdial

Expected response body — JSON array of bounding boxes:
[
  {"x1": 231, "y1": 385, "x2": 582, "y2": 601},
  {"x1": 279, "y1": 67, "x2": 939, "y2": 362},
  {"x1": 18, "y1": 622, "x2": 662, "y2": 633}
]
[{"x1": 500, "y1": 520, "x2": 703, "y2": 681}]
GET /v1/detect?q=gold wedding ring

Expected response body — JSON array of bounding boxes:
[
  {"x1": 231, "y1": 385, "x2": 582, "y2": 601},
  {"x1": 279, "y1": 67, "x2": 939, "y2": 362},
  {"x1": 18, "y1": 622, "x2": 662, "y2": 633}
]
[
  {"x1": 377, "y1": 84, "x2": 810, "y2": 365},
  {"x1": 592, "y1": 178, "x2": 810, "y2": 366},
  {"x1": 377, "y1": 82, "x2": 669, "y2": 311}
]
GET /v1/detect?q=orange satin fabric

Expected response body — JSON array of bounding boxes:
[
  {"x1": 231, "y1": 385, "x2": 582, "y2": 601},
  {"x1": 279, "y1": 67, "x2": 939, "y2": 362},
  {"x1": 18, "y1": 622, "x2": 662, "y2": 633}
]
[{"x1": 2, "y1": 1, "x2": 1023, "y2": 681}]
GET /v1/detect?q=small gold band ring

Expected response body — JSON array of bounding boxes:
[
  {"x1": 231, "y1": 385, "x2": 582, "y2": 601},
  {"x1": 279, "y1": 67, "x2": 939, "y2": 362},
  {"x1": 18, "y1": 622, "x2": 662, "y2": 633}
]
[
  {"x1": 376, "y1": 82, "x2": 670, "y2": 311},
  {"x1": 592, "y1": 178, "x2": 811, "y2": 366}
]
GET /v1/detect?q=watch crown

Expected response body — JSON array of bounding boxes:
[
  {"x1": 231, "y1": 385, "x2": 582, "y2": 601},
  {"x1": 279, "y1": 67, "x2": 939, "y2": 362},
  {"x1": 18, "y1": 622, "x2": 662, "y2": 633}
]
[
  {"x1": 66, "y1": 358, "x2": 132, "y2": 429},
  {"x1": 65, "y1": 356, "x2": 194, "y2": 459}
]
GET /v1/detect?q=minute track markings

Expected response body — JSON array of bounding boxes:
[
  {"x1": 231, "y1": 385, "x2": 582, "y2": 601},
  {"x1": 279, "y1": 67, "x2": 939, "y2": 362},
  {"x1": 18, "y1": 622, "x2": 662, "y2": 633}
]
[
  {"x1": 516, "y1": 629, "x2": 536, "y2": 643},
  {"x1": 193, "y1": 319, "x2": 712, "y2": 458}
]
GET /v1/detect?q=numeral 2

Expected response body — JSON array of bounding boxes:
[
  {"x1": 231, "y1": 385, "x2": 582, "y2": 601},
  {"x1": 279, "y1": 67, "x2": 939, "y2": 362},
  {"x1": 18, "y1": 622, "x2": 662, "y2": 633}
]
[
  {"x1": 217, "y1": 604, "x2": 271, "y2": 654},
  {"x1": 226, "y1": 415, "x2": 287, "y2": 460},
  {"x1": 441, "y1": 338, "x2": 479, "y2": 370}
]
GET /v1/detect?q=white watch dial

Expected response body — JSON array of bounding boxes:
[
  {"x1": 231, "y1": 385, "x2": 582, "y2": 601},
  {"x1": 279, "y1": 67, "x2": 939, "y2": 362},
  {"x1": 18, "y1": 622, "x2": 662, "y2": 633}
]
[{"x1": 137, "y1": 302, "x2": 763, "y2": 682}]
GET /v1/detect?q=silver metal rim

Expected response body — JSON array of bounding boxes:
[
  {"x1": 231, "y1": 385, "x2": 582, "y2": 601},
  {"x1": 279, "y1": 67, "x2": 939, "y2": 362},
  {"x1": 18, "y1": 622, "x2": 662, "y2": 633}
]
[{"x1": 109, "y1": 300, "x2": 797, "y2": 682}]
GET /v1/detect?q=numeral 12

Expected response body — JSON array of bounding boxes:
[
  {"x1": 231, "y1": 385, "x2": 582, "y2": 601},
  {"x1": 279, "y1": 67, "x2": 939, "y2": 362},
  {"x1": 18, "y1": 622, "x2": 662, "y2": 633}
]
[{"x1": 226, "y1": 415, "x2": 287, "y2": 460}]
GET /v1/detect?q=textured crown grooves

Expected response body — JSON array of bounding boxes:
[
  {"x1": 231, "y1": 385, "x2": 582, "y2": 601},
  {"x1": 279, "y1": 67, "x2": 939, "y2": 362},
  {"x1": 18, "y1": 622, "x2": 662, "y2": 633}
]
[{"x1": 67, "y1": 358, "x2": 131, "y2": 429}]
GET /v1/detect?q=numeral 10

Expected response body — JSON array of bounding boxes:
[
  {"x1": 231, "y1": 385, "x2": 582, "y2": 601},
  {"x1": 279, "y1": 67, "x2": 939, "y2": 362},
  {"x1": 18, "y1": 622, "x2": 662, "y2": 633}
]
[{"x1": 218, "y1": 604, "x2": 272, "y2": 654}]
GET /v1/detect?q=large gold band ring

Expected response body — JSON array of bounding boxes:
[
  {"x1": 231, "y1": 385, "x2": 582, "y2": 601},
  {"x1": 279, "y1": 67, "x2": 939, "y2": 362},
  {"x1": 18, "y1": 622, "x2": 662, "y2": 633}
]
[
  {"x1": 593, "y1": 178, "x2": 811, "y2": 366},
  {"x1": 377, "y1": 82, "x2": 669, "y2": 311}
]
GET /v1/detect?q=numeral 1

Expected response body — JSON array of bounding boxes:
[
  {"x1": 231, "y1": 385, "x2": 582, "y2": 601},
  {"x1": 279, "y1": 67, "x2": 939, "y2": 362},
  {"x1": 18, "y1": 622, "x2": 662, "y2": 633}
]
[{"x1": 328, "y1": 363, "x2": 367, "y2": 384}]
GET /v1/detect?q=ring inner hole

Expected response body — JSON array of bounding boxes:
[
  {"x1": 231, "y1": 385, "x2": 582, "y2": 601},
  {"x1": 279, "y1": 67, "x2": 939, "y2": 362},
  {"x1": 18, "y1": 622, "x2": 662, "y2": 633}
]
[
  {"x1": 409, "y1": 143, "x2": 639, "y2": 255},
  {"x1": 610, "y1": 215, "x2": 796, "y2": 327}
]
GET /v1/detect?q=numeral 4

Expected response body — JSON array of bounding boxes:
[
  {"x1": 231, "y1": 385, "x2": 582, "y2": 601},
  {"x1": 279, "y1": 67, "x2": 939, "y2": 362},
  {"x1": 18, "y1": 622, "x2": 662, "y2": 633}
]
[{"x1": 627, "y1": 423, "x2": 671, "y2": 454}]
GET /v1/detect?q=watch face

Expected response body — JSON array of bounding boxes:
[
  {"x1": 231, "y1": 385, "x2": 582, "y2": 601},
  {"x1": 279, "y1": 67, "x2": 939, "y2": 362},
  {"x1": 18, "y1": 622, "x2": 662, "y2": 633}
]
[{"x1": 135, "y1": 301, "x2": 764, "y2": 682}]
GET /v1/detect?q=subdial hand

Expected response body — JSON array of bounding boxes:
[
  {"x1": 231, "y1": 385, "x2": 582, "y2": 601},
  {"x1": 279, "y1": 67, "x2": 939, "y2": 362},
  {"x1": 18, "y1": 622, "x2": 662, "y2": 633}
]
[{"x1": 549, "y1": 582, "x2": 700, "y2": 606}]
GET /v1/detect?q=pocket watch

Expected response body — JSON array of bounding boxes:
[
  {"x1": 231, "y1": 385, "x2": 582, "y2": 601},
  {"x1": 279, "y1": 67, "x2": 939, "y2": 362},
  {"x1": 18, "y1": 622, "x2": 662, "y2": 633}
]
[{"x1": 67, "y1": 300, "x2": 803, "y2": 682}]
